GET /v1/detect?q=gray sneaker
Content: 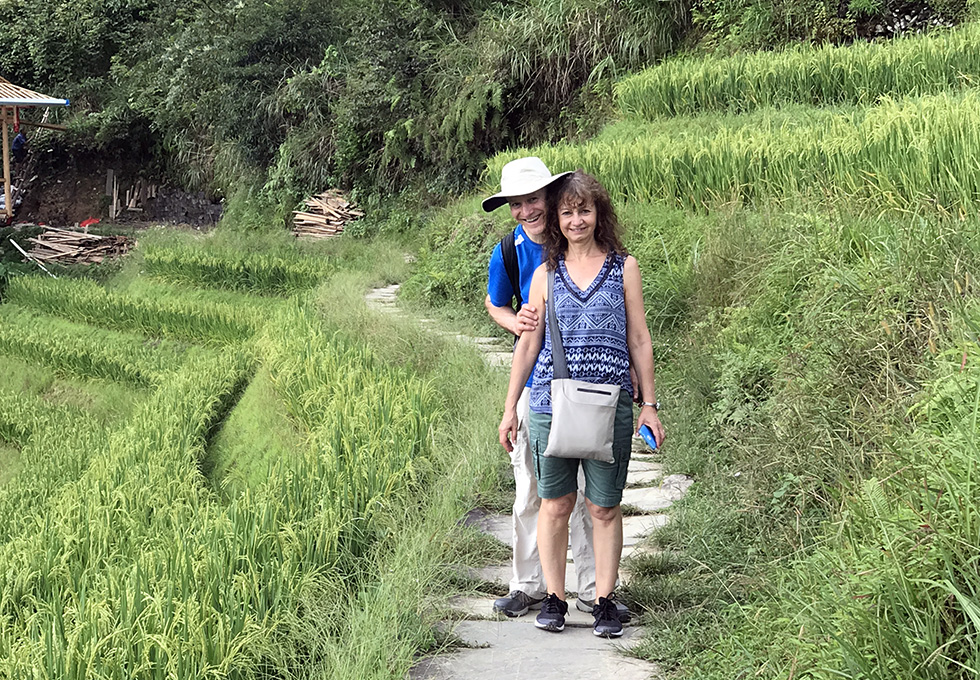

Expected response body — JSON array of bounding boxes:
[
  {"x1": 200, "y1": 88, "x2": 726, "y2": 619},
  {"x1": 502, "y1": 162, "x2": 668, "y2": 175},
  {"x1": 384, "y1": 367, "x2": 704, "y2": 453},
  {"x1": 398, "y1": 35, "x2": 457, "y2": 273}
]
[
  {"x1": 493, "y1": 590, "x2": 546, "y2": 617},
  {"x1": 576, "y1": 594, "x2": 631, "y2": 623}
]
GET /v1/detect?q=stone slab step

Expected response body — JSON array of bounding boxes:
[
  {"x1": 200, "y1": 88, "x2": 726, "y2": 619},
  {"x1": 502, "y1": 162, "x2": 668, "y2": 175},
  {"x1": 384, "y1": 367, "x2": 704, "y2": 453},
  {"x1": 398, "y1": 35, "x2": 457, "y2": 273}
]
[
  {"x1": 469, "y1": 509, "x2": 669, "y2": 554},
  {"x1": 627, "y1": 460, "x2": 662, "y2": 473},
  {"x1": 410, "y1": 620, "x2": 661, "y2": 680},
  {"x1": 447, "y1": 595, "x2": 633, "y2": 628},
  {"x1": 626, "y1": 469, "x2": 663, "y2": 487},
  {"x1": 621, "y1": 487, "x2": 675, "y2": 513},
  {"x1": 473, "y1": 562, "x2": 585, "y2": 595}
]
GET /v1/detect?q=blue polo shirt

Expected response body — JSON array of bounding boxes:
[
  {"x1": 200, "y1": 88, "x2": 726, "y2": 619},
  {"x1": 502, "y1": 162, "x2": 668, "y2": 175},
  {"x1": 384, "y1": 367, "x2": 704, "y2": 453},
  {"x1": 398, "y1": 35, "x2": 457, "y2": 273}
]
[
  {"x1": 487, "y1": 224, "x2": 543, "y2": 308},
  {"x1": 487, "y1": 224, "x2": 543, "y2": 388}
]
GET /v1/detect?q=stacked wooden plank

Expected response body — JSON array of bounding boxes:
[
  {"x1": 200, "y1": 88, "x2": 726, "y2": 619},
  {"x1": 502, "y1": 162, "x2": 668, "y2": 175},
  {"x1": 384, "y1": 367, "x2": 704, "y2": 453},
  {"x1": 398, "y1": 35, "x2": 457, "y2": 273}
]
[
  {"x1": 106, "y1": 171, "x2": 159, "y2": 221},
  {"x1": 26, "y1": 227, "x2": 131, "y2": 264},
  {"x1": 292, "y1": 190, "x2": 364, "y2": 238}
]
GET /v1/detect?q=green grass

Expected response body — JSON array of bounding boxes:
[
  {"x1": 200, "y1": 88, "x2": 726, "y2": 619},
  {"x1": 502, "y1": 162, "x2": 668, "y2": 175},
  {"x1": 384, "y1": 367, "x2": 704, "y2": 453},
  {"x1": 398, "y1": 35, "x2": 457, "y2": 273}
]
[
  {"x1": 0, "y1": 355, "x2": 145, "y2": 426},
  {"x1": 0, "y1": 441, "x2": 20, "y2": 486},
  {"x1": 204, "y1": 365, "x2": 306, "y2": 498}
]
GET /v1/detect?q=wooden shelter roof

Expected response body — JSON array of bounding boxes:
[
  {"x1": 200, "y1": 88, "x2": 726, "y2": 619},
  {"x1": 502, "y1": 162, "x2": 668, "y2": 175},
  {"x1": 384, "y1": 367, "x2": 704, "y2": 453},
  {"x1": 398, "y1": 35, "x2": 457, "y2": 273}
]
[{"x1": 0, "y1": 77, "x2": 69, "y2": 107}]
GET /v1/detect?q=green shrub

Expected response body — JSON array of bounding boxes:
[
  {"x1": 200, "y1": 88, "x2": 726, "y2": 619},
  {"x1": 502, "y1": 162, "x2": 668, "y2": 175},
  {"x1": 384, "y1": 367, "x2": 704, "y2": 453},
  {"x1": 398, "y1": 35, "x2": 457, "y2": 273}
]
[{"x1": 401, "y1": 196, "x2": 513, "y2": 313}]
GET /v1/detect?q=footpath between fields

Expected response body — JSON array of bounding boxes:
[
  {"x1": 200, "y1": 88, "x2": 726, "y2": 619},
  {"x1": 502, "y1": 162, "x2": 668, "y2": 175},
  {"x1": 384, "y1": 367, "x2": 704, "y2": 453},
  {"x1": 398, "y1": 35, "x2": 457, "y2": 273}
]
[{"x1": 366, "y1": 284, "x2": 693, "y2": 680}]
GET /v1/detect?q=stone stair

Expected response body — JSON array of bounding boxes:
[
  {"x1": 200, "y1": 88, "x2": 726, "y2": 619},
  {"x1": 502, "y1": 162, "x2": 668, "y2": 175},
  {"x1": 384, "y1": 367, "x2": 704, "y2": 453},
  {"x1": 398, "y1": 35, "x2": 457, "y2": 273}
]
[{"x1": 366, "y1": 282, "x2": 692, "y2": 680}]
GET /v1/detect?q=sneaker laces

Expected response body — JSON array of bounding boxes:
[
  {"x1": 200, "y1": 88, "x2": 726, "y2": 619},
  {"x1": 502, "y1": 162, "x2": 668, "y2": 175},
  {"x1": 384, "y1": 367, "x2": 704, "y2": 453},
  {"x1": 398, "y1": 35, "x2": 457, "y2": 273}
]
[
  {"x1": 541, "y1": 593, "x2": 566, "y2": 615},
  {"x1": 593, "y1": 595, "x2": 618, "y2": 621}
]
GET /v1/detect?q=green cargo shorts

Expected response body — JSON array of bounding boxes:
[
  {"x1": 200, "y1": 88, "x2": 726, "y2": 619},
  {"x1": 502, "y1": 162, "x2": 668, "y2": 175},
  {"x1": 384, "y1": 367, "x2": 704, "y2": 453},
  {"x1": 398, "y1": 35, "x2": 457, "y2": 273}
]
[{"x1": 527, "y1": 390, "x2": 634, "y2": 508}]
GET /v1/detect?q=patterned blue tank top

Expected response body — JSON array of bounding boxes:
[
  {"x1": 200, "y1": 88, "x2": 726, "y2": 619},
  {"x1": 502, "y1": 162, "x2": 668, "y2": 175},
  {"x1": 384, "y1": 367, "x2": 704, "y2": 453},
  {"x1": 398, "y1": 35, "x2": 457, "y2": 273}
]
[{"x1": 529, "y1": 252, "x2": 633, "y2": 414}]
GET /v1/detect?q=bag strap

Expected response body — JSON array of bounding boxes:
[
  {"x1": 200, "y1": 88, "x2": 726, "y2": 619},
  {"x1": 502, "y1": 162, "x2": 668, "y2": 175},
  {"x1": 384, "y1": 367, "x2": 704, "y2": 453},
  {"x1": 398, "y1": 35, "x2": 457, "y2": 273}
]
[
  {"x1": 547, "y1": 267, "x2": 569, "y2": 379},
  {"x1": 500, "y1": 231, "x2": 523, "y2": 310}
]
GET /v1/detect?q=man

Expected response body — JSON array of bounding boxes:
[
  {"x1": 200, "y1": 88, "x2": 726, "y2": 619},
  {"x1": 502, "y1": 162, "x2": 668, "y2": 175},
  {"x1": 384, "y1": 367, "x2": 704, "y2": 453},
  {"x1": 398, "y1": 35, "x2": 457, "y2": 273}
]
[
  {"x1": 11, "y1": 130, "x2": 27, "y2": 165},
  {"x1": 483, "y1": 157, "x2": 629, "y2": 621}
]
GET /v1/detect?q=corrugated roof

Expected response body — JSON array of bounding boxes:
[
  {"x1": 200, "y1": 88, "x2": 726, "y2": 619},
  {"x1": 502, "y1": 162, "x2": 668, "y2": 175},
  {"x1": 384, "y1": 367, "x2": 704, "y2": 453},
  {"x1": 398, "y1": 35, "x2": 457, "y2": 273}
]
[{"x1": 0, "y1": 77, "x2": 69, "y2": 107}]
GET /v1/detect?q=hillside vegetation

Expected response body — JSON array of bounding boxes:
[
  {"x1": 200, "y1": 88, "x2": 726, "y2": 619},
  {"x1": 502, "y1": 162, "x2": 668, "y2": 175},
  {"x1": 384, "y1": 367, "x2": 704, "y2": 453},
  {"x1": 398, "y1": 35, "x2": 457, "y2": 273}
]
[
  {"x1": 0, "y1": 0, "x2": 972, "y2": 207},
  {"x1": 3, "y1": 3, "x2": 980, "y2": 679},
  {"x1": 0, "y1": 229, "x2": 509, "y2": 678},
  {"x1": 407, "y1": 18, "x2": 980, "y2": 678}
]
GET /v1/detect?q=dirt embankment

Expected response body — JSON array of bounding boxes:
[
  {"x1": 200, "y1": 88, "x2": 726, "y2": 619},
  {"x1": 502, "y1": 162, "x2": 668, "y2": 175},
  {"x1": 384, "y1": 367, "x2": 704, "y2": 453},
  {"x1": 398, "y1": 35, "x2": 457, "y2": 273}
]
[{"x1": 13, "y1": 160, "x2": 222, "y2": 230}]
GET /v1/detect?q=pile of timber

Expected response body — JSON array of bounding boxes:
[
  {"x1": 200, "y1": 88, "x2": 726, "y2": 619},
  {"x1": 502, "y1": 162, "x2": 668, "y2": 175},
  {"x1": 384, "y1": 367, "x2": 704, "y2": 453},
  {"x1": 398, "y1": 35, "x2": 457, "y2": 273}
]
[
  {"x1": 26, "y1": 227, "x2": 130, "y2": 264},
  {"x1": 292, "y1": 190, "x2": 364, "y2": 238},
  {"x1": 106, "y1": 172, "x2": 159, "y2": 220}
]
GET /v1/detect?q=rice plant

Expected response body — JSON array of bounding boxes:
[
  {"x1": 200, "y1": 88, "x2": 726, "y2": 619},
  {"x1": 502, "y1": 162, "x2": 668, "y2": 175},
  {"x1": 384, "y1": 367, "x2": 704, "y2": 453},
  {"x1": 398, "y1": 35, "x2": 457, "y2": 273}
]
[
  {"x1": 143, "y1": 242, "x2": 333, "y2": 295},
  {"x1": 616, "y1": 21, "x2": 980, "y2": 119},
  {"x1": 488, "y1": 90, "x2": 980, "y2": 214},
  {"x1": 4, "y1": 276, "x2": 264, "y2": 345},
  {"x1": 0, "y1": 293, "x2": 445, "y2": 678},
  {"x1": 0, "y1": 389, "x2": 106, "y2": 544},
  {"x1": 0, "y1": 305, "x2": 190, "y2": 386}
]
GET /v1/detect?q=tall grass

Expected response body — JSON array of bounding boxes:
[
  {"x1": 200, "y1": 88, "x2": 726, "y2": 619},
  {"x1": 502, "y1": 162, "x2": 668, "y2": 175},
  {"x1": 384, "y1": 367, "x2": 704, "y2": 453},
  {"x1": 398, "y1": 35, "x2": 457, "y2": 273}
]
[
  {"x1": 5, "y1": 276, "x2": 264, "y2": 345},
  {"x1": 143, "y1": 242, "x2": 333, "y2": 294},
  {"x1": 616, "y1": 22, "x2": 980, "y2": 119},
  {"x1": 621, "y1": 202, "x2": 980, "y2": 678},
  {"x1": 428, "y1": 0, "x2": 685, "y2": 167},
  {"x1": 0, "y1": 305, "x2": 190, "y2": 386},
  {"x1": 488, "y1": 90, "x2": 980, "y2": 214}
]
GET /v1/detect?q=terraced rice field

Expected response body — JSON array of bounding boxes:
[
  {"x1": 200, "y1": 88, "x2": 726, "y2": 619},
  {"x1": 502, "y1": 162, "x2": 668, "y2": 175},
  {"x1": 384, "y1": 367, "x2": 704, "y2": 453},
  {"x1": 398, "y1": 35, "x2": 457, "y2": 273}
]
[{"x1": 0, "y1": 236, "x2": 444, "y2": 678}]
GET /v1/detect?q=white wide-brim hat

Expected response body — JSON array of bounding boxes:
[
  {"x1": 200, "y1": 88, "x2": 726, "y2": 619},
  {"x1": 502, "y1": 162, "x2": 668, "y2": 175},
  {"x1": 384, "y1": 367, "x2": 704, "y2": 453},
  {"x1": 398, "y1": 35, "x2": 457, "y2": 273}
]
[{"x1": 482, "y1": 157, "x2": 572, "y2": 212}]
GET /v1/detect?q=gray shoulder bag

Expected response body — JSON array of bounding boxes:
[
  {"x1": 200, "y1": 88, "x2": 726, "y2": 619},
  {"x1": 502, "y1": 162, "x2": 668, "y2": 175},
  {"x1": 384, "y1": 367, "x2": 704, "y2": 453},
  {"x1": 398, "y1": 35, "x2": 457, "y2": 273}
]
[{"x1": 543, "y1": 267, "x2": 620, "y2": 463}]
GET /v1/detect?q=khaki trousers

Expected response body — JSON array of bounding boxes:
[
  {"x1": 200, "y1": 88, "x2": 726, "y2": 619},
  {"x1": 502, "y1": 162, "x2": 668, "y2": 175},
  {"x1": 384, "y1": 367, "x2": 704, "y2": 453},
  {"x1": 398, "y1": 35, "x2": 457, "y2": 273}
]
[{"x1": 510, "y1": 387, "x2": 597, "y2": 600}]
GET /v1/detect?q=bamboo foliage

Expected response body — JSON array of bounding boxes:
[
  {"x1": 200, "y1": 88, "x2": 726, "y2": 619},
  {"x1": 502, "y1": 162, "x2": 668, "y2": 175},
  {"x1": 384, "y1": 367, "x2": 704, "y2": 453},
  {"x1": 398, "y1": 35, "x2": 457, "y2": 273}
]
[{"x1": 616, "y1": 22, "x2": 980, "y2": 119}]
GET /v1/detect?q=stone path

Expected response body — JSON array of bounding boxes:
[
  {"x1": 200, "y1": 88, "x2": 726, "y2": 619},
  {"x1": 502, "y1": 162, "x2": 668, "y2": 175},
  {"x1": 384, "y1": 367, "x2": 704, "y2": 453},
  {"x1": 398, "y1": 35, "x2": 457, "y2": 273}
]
[{"x1": 366, "y1": 284, "x2": 693, "y2": 680}]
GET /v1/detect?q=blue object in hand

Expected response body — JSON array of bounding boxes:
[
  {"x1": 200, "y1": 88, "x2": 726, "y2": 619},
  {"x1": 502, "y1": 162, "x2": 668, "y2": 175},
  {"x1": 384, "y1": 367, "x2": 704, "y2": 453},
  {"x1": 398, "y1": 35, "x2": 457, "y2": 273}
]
[{"x1": 638, "y1": 424, "x2": 658, "y2": 450}]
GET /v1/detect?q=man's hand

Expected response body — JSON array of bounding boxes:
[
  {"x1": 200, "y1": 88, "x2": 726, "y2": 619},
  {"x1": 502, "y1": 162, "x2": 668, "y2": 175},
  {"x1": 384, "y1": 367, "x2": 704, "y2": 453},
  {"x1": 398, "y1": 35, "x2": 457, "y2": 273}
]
[
  {"x1": 512, "y1": 304, "x2": 539, "y2": 336},
  {"x1": 499, "y1": 408, "x2": 519, "y2": 452}
]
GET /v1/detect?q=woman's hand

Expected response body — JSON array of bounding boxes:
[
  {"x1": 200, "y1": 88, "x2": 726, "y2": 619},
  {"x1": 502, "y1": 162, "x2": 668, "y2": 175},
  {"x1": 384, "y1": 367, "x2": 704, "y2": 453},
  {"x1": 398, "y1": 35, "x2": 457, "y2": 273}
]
[
  {"x1": 499, "y1": 408, "x2": 519, "y2": 452},
  {"x1": 637, "y1": 406, "x2": 664, "y2": 448}
]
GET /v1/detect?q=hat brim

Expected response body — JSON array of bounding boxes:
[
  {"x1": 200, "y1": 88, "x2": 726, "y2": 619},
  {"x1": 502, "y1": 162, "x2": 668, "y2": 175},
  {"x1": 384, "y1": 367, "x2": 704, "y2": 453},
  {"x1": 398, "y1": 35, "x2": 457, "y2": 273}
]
[{"x1": 482, "y1": 171, "x2": 573, "y2": 212}]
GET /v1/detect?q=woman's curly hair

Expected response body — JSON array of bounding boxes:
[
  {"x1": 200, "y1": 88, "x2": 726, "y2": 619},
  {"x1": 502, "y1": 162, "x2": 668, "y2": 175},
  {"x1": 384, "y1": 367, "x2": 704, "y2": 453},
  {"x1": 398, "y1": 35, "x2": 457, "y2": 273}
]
[{"x1": 543, "y1": 170, "x2": 625, "y2": 269}]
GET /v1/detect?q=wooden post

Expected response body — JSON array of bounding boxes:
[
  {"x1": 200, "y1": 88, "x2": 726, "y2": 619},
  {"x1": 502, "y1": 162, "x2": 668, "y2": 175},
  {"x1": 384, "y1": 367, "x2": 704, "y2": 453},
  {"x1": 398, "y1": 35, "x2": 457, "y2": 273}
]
[{"x1": 1, "y1": 106, "x2": 11, "y2": 219}]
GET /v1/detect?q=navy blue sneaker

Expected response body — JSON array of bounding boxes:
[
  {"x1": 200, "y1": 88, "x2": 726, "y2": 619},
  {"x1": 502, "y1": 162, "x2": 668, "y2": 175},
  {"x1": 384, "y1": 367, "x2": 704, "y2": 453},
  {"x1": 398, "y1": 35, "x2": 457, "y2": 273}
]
[
  {"x1": 577, "y1": 594, "x2": 631, "y2": 623},
  {"x1": 534, "y1": 593, "x2": 568, "y2": 632},
  {"x1": 592, "y1": 595, "x2": 624, "y2": 638}
]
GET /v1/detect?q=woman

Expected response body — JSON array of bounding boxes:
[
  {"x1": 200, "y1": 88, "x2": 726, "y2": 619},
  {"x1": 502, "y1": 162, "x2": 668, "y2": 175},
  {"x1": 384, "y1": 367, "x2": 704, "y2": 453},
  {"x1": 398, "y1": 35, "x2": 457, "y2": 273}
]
[{"x1": 499, "y1": 170, "x2": 664, "y2": 638}]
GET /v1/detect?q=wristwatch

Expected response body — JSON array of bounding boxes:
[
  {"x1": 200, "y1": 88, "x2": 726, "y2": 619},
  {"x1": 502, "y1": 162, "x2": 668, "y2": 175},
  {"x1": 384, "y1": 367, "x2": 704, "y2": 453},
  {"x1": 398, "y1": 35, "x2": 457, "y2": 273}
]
[{"x1": 640, "y1": 401, "x2": 660, "y2": 411}]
